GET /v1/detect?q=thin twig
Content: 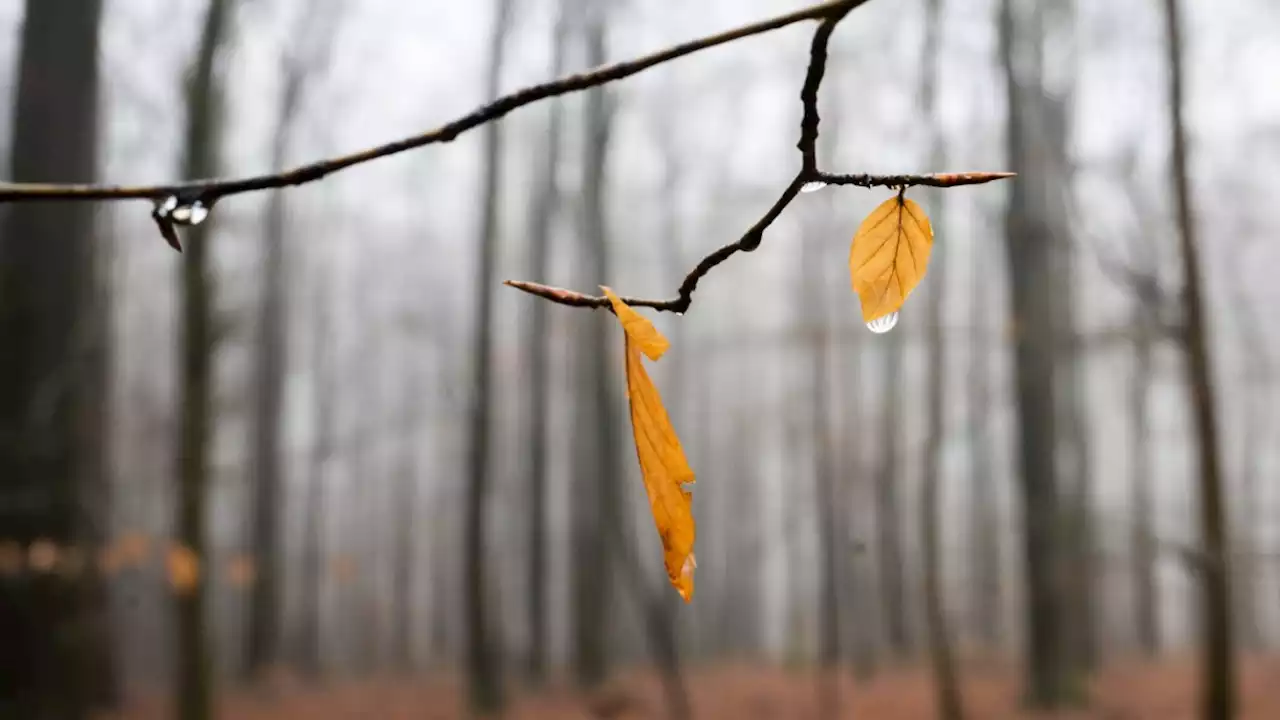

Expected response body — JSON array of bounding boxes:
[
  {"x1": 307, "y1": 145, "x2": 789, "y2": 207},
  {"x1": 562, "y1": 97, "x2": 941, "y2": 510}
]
[{"x1": 817, "y1": 171, "x2": 1015, "y2": 188}]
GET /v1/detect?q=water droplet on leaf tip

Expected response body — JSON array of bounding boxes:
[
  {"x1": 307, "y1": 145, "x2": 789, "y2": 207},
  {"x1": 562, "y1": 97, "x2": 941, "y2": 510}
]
[
  {"x1": 865, "y1": 311, "x2": 899, "y2": 334},
  {"x1": 800, "y1": 181, "x2": 827, "y2": 193}
]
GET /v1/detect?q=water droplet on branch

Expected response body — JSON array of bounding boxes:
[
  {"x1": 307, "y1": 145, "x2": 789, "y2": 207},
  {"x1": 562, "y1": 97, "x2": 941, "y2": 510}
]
[
  {"x1": 170, "y1": 200, "x2": 209, "y2": 226},
  {"x1": 865, "y1": 311, "x2": 899, "y2": 334},
  {"x1": 800, "y1": 181, "x2": 827, "y2": 193}
]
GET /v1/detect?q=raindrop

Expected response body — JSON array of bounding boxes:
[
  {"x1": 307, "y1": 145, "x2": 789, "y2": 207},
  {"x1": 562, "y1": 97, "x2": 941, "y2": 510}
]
[
  {"x1": 170, "y1": 200, "x2": 209, "y2": 226},
  {"x1": 800, "y1": 181, "x2": 827, "y2": 193},
  {"x1": 865, "y1": 311, "x2": 899, "y2": 334},
  {"x1": 156, "y1": 195, "x2": 179, "y2": 217}
]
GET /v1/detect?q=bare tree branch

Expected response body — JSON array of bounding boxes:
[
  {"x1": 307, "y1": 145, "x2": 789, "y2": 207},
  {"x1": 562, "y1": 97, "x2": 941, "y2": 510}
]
[
  {"x1": 0, "y1": 0, "x2": 1013, "y2": 315},
  {"x1": 0, "y1": 0, "x2": 869, "y2": 205},
  {"x1": 504, "y1": 7, "x2": 1015, "y2": 313}
]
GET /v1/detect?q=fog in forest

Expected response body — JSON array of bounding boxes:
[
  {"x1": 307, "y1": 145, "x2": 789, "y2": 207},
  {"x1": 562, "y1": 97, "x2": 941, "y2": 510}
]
[{"x1": 1, "y1": 0, "x2": 1279, "y2": 718}]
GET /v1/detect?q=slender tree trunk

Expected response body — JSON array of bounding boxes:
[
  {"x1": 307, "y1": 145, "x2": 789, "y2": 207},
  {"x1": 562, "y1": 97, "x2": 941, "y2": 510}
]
[
  {"x1": 1227, "y1": 272, "x2": 1268, "y2": 652},
  {"x1": 968, "y1": 221, "x2": 1001, "y2": 651},
  {"x1": 573, "y1": 2, "x2": 620, "y2": 687},
  {"x1": 464, "y1": 0, "x2": 513, "y2": 710},
  {"x1": 875, "y1": 307, "x2": 910, "y2": 659},
  {"x1": 919, "y1": 1, "x2": 964, "y2": 716},
  {"x1": 244, "y1": 50, "x2": 303, "y2": 684},
  {"x1": 1038, "y1": 5, "x2": 1097, "y2": 673},
  {"x1": 0, "y1": 0, "x2": 115, "y2": 715},
  {"x1": 805, "y1": 213, "x2": 840, "y2": 720},
  {"x1": 1233, "y1": 387, "x2": 1264, "y2": 651},
  {"x1": 174, "y1": 2, "x2": 231, "y2": 719},
  {"x1": 522, "y1": 0, "x2": 570, "y2": 685},
  {"x1": 297, "y1": 274, "x2": 332, "y2": 679},
  {"x1": 1161, "y1": 2, "x2": 1235, "y2": 717},
  {"x1": 998, "y1": 0, "x2": 1067, "y2": 707},
  {"x1": 1129, "y1": 314, "x2": 1160, "y2": 657},
  {"x1": 391, "y1": 358, "x2": 421, "y2": 671}
]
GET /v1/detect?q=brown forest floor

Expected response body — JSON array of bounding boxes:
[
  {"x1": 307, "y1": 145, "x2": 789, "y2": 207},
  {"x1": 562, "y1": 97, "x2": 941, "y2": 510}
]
[{"x1": 106, "y1": 656, "x2": 1280, "y2": 719}]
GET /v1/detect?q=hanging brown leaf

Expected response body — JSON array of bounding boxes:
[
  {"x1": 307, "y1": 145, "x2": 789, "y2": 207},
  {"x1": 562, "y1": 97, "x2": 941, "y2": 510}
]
[
  {"x1": 848, "y1": 193, "x2": 934, "y2": 322},
  {"x1": 601, "y1": 286, "x2": 697, "y2": 602}
]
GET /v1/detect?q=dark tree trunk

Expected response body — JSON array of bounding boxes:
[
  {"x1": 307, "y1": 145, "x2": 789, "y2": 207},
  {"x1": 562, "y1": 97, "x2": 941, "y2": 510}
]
[
  {"x1": 174, "y1": 2, "x2": 232, "y2": 718},
  {"x1": 967, "y1": 219, "x2": 1001, "y2": 651},
  {"x1": 919, "y1": 1, "x2": 964, "y2": 716},
  {"x1": 244, "y1": 49, "x2": 302, "y2": 684},
  {"x1": 998, "y1": 0, "x2": 1068, "y2": 707},
  {"x1": 573, "y1": 3, "x2": 621, "y2": 688},
  {"x1": 463, "y1": 0, "x2": 513, "y2": 710},
  {"x1": 1129, "y1": 315, "x2": 1159, "y2": 657},
  {"x1": 1161, "y1": 1, "x2": 1236, "y2": 717},
  {"x1": 391, "y1": 358, "x2": 421, "y2": 672},
  {"x1": 522, "y1": 0, "x2": 570, "y2": 685},
  {"x1": 874, "y1": 322, "x2": 910, "y2": 659},
  {"x1": 297, "y1": 275, "x2": 333, "y2": 679},
  {"x1": 800, "y1": 190, "x2": 840, "y2": 720},
  {"x1": 0, "y1": 0, "x2": 115, "y2": 715}
]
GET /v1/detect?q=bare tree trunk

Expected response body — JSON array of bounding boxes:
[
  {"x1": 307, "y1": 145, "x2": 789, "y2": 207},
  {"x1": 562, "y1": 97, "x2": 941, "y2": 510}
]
[
  {"x1": 175, "y1": 1, "x2": 232, "y2": 717},
  {"x1": 1129, "y1": 314, "x2": 1160, "y2": 657},
  {"x1": 297, "y1": 272, "x2": 333, "y2": 679},
  {"x1": 875, "y1": 317, "x2": 910, "y2": 660},
  {"x1": 464, "y1": 0, "x2": 513, "y2": 710},
  {"x1": 572, "y1": 0, "x2": 621, "y2": 689},
  {"x1": 1037, "y1": 3, "x2": 1097, "y2": 674},
  {"x1": 967, "y1": 220, "x2": 1001, "y2": 651},
  {"x1": 522, "y1": 0, "x2": 570, "y2": 685},
  {"x1": 391, "y1": 354, "x2": 421, "y2": 672},
  {"x1": 1227, "y1": 266, "x2": 1268, "y2": 652},
  {"x1": 805, "y1": 219, "x2": 840, "y2": 720},
  {"x1": 919, "y1": 1, "x2": 964, "y2": 717},
  {"x1": 1161, "y1": 2, "x2": 1235, "y2": 717},
  {"x1": 0, "y1": 0, "x2": 115, "y2": 714},
  {"x1": 998, "y1": 0, "x2": 1067, "y2": 707},
  {"x1": 244, "y1": 50, "x2": 299, "y2": 687}
]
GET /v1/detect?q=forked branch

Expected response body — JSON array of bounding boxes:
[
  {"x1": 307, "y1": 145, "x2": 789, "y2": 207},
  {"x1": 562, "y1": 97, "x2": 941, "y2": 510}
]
[
  {"x1": 0, "y1": 0, "x2": 1012, "y2": 313},
  {"x1": 505, "y1": 5, "x2": 1013, "y2": 312}
]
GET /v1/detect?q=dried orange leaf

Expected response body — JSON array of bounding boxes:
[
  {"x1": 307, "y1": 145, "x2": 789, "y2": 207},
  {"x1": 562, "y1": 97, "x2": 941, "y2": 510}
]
[
  {"x1": 848, "y1": 194, "x2": 934, "y2": 322},
  {"x1": 600, "y1": 286, "x2": 669, "y2": 360},
  {"x1": 602, "y1": 288, "x2": 696, "y2": 602}
]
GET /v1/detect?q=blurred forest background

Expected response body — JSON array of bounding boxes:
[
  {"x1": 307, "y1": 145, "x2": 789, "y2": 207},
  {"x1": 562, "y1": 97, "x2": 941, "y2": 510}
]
[{"x1": 1, "y1": 0, "x2": 1279, "y2": 718}]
